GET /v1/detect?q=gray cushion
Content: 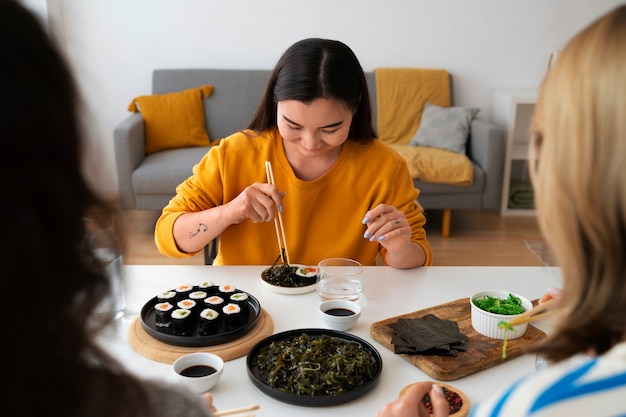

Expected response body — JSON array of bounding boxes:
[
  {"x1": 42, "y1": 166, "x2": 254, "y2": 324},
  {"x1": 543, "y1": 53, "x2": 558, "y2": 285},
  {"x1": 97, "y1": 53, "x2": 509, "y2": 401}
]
[
  {"x1": 410, "y1": 103, "x2": 479, "y2": 154},
  {"x1": 133, "y1": 146, "x2": 210, "y2": 195}
]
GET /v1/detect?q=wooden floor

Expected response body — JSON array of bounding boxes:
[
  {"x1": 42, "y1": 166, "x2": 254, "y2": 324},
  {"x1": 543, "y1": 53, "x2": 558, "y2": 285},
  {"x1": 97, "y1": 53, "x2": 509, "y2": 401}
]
[{"x1": 121, "y1": 209, "x2": 547, "y2": 267}]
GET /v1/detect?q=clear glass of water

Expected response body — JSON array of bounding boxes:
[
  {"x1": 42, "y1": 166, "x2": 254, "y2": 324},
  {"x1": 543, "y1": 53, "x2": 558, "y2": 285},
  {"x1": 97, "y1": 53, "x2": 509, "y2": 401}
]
[
  {"x1": 317, "y1": 258, "x2": 364, "y2": 303},
  {"x1": 85, "y1": 217, "x2": 126, "y2": 320}
]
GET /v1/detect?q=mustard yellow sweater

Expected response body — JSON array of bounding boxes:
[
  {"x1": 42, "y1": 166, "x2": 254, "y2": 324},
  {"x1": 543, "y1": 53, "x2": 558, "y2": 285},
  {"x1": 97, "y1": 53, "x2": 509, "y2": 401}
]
[{"x1": 155, "y1": 128, "x2": 432, "y2": 266}]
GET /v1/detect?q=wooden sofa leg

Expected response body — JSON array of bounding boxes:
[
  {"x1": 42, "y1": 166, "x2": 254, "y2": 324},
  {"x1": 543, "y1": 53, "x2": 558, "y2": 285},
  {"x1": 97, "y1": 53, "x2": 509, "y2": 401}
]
[{"x1": 441, "y1": 209, "x2": 451, "y2": 238}]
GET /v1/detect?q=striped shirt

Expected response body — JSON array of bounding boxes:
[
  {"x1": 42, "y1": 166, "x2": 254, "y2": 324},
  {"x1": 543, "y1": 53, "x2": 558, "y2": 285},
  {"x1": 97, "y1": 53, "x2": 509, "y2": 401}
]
[{"x1": 470, "y1": 342, "x2": 626, "y2": 417}]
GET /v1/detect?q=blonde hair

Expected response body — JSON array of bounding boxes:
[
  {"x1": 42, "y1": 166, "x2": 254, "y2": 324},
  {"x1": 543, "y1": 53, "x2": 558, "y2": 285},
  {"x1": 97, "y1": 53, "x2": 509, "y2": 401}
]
[{"x1": 530, "y1": 5, "x2": 626, "y2": 361}]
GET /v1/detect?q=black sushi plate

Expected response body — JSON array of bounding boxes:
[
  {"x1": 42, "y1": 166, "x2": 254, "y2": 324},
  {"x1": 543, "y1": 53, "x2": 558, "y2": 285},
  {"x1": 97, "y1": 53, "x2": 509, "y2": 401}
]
[
  {"x1": 140, "y1": 290, "x2": 261, "y2": 347},
  {"x1": 246, "y1": 328, "x2": 383, "y2": 407}
]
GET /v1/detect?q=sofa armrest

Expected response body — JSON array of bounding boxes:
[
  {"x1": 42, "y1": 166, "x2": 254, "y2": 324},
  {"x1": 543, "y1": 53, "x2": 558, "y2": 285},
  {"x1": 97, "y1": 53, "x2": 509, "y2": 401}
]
[
  {"x1": 113, "y1": 112, "x2": 145, "y2": 209},
  {"x1": 468, "y1": 118, "x2": 505, "y2": 210}
]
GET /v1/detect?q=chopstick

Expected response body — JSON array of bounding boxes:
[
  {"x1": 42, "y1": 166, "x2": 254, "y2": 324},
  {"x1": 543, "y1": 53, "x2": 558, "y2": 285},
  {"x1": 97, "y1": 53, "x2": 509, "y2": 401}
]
[
  {"x1": 505, "y1": 298, "x2": 558, "y2": 327},
  {"x1": 213, "y1": 404, "x2": 260, "y2": 417},
  {"x1": 265, "y1": 161, "x2": 290, "y2": 264}
]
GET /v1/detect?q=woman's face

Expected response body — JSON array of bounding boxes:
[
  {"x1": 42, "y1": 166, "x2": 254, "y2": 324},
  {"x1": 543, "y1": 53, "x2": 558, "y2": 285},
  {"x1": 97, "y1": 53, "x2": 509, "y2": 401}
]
[{"x1": 277, "y1": 98, "x2": 353, "y2": 160}]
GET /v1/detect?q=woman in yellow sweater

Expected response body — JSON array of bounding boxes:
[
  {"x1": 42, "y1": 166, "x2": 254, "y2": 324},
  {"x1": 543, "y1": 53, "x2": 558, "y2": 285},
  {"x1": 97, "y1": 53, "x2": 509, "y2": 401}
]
[{"x1": 155, "y1": 38, "x2": 432, "y2": 268}]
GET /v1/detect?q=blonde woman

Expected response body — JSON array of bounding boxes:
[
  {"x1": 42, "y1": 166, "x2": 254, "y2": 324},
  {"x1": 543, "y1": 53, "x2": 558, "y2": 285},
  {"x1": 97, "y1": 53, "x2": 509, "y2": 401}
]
[{"x1": 376, "y1": 5, "x2": 626, "y2": 417}]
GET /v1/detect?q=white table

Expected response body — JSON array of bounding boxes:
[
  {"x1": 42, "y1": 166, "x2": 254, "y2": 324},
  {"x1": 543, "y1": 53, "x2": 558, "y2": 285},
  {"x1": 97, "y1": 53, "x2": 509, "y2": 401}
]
[{"x1": 99, "y1": 265, "x2": 562, "y2": 416}]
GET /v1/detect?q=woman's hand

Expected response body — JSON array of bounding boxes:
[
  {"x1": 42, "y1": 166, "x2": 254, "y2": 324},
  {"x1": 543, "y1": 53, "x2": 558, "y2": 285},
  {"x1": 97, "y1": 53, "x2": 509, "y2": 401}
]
[
  {"x1": 226, "y1": 183, "x2": 284, "y2": 224},
  {"x1": 362, "y1": 204, "x2": 426, "y2": 268},
  {"x1": 375, "y1": 382, "x2": 449, "y2": 417},
  {"x1": 362, "y1": 204, "x2": 411, "y2": 251},
  {"x1": 539, "y1": 286, "x2": 562, "y2": 304}
]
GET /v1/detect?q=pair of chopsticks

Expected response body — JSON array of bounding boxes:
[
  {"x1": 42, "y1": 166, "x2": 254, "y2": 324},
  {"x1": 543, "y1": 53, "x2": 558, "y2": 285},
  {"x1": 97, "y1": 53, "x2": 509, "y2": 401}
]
[
  {"x1": 505, "y1": 298, "x2": 557, "y2": 327},
  {"x1": 265, "y1": 161, "x2": 290, "y2": 264},
  {"x1": 213, "y1": 404, "x2": 259, "y2": 417}
]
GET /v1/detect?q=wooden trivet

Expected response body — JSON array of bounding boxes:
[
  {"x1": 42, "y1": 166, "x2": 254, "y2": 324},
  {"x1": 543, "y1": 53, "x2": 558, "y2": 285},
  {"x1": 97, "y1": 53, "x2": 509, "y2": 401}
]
[
  {"x1": 128, "y1": 308, "x2": 273, "y2": 364},
  {"x1": 370, "y1": 298, "x2": 547, "y2": 381}
]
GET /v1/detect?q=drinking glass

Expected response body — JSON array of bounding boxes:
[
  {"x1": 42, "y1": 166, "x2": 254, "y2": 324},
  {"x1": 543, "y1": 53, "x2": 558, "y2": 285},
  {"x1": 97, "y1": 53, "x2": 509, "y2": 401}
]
[
  {"x1": 317, "y1": 258, "x2": 364, "y2": 302},
  {"x1": 85, "y1": 217, "x2": 126, "y2": 320}
]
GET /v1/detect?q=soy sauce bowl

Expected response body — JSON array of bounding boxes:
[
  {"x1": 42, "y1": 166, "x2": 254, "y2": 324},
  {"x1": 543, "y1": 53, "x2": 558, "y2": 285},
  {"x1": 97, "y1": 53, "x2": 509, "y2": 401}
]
[
  {"x1": 319, "y1": 299, "x2": 361, "y2": 331},
  {"x1": 172, "y1": 352, "x2": 224, "y2": 394}
]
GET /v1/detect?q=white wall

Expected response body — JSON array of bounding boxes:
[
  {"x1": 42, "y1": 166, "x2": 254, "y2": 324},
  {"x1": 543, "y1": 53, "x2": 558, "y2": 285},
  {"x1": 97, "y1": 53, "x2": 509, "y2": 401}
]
[{"x1": 50, "y1": 0, "x2": 623, "y2": 199}]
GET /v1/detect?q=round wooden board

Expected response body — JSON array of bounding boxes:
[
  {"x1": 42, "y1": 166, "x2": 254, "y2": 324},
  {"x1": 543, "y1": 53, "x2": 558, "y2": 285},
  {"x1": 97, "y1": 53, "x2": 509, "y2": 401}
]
[
  {"x1": 128, "y1": 308, "x2": 274, "y2": 364},
  {"x1": 399, "y1": 382, "x2": 470, "y2": 417}
]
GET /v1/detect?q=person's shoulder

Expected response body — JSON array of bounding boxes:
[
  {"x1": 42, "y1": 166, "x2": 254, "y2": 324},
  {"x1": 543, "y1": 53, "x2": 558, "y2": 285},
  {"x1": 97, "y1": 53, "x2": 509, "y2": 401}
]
[{"x1": 215, "y1": 128, "x2": 278, "y2": 151}]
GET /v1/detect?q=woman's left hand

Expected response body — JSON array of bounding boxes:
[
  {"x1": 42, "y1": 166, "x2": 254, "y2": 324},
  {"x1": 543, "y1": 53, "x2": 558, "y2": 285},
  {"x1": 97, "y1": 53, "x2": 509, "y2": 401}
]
[{"x1": 362, "y1": 204, "x2": 411, "y2": 252}]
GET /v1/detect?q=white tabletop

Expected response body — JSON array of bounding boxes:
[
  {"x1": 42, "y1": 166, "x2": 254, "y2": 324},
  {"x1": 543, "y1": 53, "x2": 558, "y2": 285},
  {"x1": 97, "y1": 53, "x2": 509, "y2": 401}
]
[{"x1": 98, "y1": 265, "x2": 562, "y2": 416}]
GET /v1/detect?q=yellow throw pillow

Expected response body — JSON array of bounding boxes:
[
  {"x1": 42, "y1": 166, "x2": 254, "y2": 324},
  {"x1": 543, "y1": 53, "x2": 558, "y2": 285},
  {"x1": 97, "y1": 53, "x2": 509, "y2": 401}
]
[
  {"x1": 389, "y1": 143, "x2": 474, "y2": 185},
  {"x1": 128, "y1": 85, "x2": 213, "y2": 154}
]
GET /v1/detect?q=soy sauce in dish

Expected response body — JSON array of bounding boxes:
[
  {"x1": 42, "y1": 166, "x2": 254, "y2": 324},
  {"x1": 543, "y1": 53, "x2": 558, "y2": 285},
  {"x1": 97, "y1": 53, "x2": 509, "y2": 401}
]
[
  {"x1": 325, "y1": 308, "x2": 356, "y2": 317},
  {"x1": 179, "y1": 365, "x2": 217, "y2": 377}
]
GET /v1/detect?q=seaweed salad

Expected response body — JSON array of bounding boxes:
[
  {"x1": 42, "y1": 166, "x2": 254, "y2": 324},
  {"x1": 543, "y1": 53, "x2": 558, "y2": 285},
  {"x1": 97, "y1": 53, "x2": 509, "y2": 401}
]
[
  {"x1": 261, "y1": 255, "x2": 317, "y2": 288},
  {"x1": 254, "y1": 333, "x2": 378, "y2": 396}
]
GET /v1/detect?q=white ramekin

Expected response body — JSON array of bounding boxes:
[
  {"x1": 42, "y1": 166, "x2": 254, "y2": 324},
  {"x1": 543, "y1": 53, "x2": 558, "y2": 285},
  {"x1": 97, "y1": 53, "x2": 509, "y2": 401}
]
[{"x1": 470, "y1": 290, "x2": 533, "y2": 340}]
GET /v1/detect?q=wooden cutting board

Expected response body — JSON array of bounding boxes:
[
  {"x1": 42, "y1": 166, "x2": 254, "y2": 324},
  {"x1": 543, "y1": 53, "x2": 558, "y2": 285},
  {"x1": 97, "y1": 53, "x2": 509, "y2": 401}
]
[
  {"x1": 128, "y1": 308, "x2": 273, "y2": 364},
  {"x1": 370, "y1": 298, "x2": 546, "y2": 381}
]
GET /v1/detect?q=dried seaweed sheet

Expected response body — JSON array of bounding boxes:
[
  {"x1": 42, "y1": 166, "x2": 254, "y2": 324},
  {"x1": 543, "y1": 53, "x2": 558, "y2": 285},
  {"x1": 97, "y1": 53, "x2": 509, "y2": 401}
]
[{"x1": 389, "y1": 314, "x2": 467, "y2": 356}]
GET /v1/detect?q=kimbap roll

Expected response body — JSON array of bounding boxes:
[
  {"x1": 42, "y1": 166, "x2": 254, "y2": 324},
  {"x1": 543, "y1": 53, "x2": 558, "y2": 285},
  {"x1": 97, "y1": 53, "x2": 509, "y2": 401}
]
[
  {"x1": 156, "y1": 290, "x2": 176, "y2": 304},
  {"x1": 189, "y1": 291, "x2": 207, "y2": 313},
  {"x1": 171, "y1": 308, "x2": 193, "y2": 336},
  {"x1": 198, "y1": 308, "x2": 221, "y2": 335},
  {"x1": 189, "y1": 290, "x2": 207, "y2": 302},
  {"x1": 222, "y1": 303, "x2": 245, "y2": 328},
  {"x1": 177, "y1": 298, "x2": 196, "y2": 310},
  {"x1": 175, "y1": 284, "x2": 193, "y2": 301},
  {"x1": 218, "y1": 284, "x2": 236, "y2": 296},
  {"x1": 154, "y1": 302, "x2": 174, "y2": 331},
  {"x1": 204, "y1": 295, "x2": 224, "y2": 310},
  {"x1": 197, "y1": 281, "x2": 219, "y2": 295},
  {"x1": 229, "y1": 292, "x2": 250, "y2": 316}
]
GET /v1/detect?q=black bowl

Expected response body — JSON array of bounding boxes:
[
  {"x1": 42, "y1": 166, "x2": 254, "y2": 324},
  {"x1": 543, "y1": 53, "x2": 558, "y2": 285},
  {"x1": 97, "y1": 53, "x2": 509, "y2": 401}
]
[{"x1": 246, "y1": 328, "x2": 383, "y2": 407}]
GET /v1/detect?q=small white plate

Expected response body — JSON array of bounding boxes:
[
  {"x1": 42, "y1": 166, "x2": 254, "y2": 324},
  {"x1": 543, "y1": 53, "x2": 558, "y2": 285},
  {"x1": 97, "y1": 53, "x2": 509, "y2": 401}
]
[
  {"x1": 260, "y1": 264, "x2": 318, "y2": 295},
  {"x1": 260, "y1": 279, "x2": 317, "y2": 295}
]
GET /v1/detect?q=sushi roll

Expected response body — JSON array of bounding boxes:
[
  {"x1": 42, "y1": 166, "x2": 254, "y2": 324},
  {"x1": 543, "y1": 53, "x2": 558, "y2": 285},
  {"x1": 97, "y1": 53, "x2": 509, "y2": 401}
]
[
  {"x1": 229, "y1": 292, "x2": 250, "y2": 316},
  {"x1": 189, "y1": 290, "x2": 208, "y2": 302},
  {"x1": 204, "y1": 295, "x2": 225, "y2": 311},
  {"x1": 171, "y1": 308, "x2": 193, "y2": 336},
  {"x1": 189, "y1": 291, "x2": 207, "y2": 313},
  {"x1": 296, "y1": 265, "x2": 319, "y2": 286},
  {"x1": 222, "y1": 303, "x2": 245, "y2": 328},
  {"x1": 175, "y1": 284, "x2": 193, "y2": 301},
  {"x1": 198, "y1": 308, "x2": 221, "y2": 335},
  {"x1": 218, "y1": 284, "x2": 236, "y2": 296},
  {"x1": 177, "y1": 298, "x2": 196, "y2": 311},
  {"x1": 156, "y1": 290, "x2": 176, "y2": 304},
  {"x1": 154, "y1": 302, "x2": 174, "y2": 331},
  {"x1": 197, "y1": 281, "x2": 219, "y2": 295}
]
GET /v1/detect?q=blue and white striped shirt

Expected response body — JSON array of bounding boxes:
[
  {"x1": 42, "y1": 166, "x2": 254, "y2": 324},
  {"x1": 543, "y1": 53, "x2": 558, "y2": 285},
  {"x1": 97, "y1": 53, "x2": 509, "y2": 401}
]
[{"x1": 470, "y1": 342, "x2": 626, "y2": 417}]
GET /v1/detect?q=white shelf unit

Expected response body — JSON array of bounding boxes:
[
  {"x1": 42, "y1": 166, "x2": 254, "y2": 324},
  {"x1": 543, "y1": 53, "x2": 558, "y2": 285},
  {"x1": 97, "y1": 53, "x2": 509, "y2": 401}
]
[{"x1": 492, "y1": 89, "x2": 538, "y2": 216}]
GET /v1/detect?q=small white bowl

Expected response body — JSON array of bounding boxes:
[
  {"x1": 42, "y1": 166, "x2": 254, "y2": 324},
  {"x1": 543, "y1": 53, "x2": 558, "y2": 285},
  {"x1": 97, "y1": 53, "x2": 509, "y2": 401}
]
[
  {"x1": 470, "y1": 290, "x2": 533, "y2": 340},
  {"x1": 172, "y1": 352, "x2": 224, "y2": 394},
  {"x1": 319, "y1": 299, "x2": 361, "y2": 331}
]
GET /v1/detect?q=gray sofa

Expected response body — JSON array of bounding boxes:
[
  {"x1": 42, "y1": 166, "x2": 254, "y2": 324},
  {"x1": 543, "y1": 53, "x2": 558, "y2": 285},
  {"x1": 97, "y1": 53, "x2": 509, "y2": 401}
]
[{"x1": 114, "y1": 69, "x2": 505, "y2": 241}]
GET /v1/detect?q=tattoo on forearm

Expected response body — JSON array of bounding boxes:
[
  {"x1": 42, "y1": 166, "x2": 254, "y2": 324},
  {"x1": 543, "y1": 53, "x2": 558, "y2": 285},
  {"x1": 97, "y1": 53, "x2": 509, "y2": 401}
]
[{"x1": 189, "y1": 223, "x2": 208, "y2": 238}]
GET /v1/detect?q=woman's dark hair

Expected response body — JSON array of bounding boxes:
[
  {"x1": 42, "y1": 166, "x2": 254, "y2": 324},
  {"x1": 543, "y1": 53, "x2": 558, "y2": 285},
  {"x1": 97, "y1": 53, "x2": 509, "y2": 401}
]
[
  {"x1": 248, "y1": 38, "x2": 376, "y2": 143},
  {"x1": 1, "y1": 1, "x2": 148, "y2": 416}
]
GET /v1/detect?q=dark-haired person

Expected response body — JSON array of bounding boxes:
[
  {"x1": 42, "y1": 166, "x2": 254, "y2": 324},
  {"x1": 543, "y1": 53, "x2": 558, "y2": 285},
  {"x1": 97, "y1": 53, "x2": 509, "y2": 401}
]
[
  {"x1": 155, "y1": 38, "x2": 432, "y2": 268},
  {"x1": 1, "y1": 1, "x2": 216, "y2": 415},
  {"x1": 376, "y1": 5, "x2": 626, "y2": 417}
]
